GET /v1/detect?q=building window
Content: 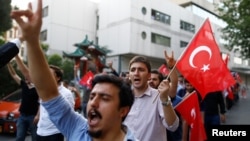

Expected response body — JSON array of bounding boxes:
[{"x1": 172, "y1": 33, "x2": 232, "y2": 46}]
[
  {"x1": 151, "y1": 9, "x2": 171, "y2": 25},
  {"x1": 42, "y1": 6, "x2": 49, "y2": 17},
  {"x1": 141, "y1": 31, "x2": 146, "y2": 40},
  {"x1": 95, "y1": 37, "x2": 99, "y2": 45},
  {"x1": 96, "y1": 15, "x2": 99, "y2": 30},
  {"x1": 40, "y1": 30, "x2": 47, "y2": 41},
  {"x1": 142, "y1": 7, "x2": 147, "y2": 15},
  {"x1": 180, "y1": 20, "x2": 195, "y2": 33},
  {"x1": 151, "y1": 33, "x2": 170, "y2": 47},
  {"x1": 180, "y1": 40, "x2": 188, "y2": 48}
]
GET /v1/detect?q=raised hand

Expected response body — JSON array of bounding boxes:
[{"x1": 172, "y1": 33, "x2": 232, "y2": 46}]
[
  {"x1": 164, "y1": 50, "x2": 176, "y2": 69},
  {"x1": 158, "y1": 79, "x2": 170, "y2": 100},
  {"x1": 11, "y1": 0, "x2": 42, "y2": 43}
]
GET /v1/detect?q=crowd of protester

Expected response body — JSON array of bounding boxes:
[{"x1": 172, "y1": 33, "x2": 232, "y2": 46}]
[{"x1": 0, "y1": 0, "x2": 248, "y2": 140}]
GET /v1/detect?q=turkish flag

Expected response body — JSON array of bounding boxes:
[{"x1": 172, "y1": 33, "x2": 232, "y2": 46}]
[
  {"x1": 158, "y1": 64, "x2": 169, "y2": 76},
  {"x1": 79, "y1": 71, "x2": 94, "y2": 89},
  {"x1": 175, "y1": 91, "x2": 207, "y2": 141},
  {"x1": 176, "y1": 18, "x2": 236, "y2": 99}
]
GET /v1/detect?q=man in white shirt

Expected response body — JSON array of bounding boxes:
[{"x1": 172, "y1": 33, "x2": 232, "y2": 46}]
[
  {"x1": 123, "y1": 51, "x2": 179, "y2": 141},
  {"x1": 36, "y1": 65, "x2": 75, "y2": 141}
]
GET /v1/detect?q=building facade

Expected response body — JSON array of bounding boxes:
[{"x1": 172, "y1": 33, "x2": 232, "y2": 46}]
[{"x1": 6, "y1": 0, "x2": 250, "y2": 85}]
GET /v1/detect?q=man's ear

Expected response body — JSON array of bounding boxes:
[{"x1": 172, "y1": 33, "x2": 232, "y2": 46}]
[{"x1": 120, "y1": 106, "x2": 130, "y2": 118}]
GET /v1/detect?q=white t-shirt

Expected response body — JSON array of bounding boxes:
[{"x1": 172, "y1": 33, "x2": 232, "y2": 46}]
[{"x1": 37, "y1": 84, "x2": 75, "y2": 136}]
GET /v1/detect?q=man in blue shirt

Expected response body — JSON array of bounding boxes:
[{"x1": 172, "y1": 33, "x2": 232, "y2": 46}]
[{"x1": 11, "y1": 0, "x2": 138, "y2": 141}]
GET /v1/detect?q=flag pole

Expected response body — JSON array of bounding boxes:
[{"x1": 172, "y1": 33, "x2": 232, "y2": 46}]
[{"x1": 152, "y1": 17, "x2": 209, "y2": 103}]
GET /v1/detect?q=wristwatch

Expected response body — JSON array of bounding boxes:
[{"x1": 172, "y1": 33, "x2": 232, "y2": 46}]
[{"x1": 162, "y1": 96, "x2": 172, "y2": 106}]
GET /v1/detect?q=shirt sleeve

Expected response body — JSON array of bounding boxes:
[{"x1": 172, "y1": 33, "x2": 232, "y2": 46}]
[
  {"x1": 9, "y1": 38, "x2": 22, "y2": 49},
  {"x1": 0, "y1": 41, "x2": 19, "y2": 68}
]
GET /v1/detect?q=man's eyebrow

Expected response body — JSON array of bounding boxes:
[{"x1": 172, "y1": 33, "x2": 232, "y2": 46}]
[{"x1": 91, "y1": 92, "x2": 113, "y2": 97}]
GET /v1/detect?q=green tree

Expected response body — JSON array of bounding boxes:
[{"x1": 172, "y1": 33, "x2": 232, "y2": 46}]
[
  {"x1": 217, "y1": 0, "x2": 250, "y2": 59},
  {"x1": 0, "y1": 62, "x2": 22, "y2": 98},
  {"x1": 0, "y1": 0, "x2": 12, "y2": 33},
  {"x1": 61, "y1": 59, "x2": 74, "y2": 81},
  {"x1": 48, "y1": 55, "x2": 74, "y2": 82},
  {"x1": 41, "y1": 43, "x2": 49, "y2": 53},
  {"x1": 48, "y1": 54, "x2": 63, "y2": 67},
  {"x1": 0, "y1": 37, "x2": 5, "y2": 45}
]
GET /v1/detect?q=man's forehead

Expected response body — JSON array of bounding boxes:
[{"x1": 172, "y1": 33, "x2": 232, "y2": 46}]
[
  {"x1": 92, "y1": 83, "x2": 118, "y2": 91},
  {"x1": 130, "y1": 62, "x2": 147, "y2": 68}
]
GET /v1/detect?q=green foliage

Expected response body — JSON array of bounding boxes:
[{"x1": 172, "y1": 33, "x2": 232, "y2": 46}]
[
  {"x1": 217, "y1": 0, "x2": 250, "y2": 59},
  {"x1": 41, "y1": 43, "x2": 49, "y2": 53},
  {"x1": 0, "y1": 37, "x2": 5, "y2": 45},
  {"x1": 48, "y1": 54, "x2": 74, "y2": 81},
  {"x1": 0, "y1": 0, "x2": 12, "y2": 33},
  {"x1": 0, "y1": 62, "x2": 22, "y2": 98},
  {"x1": 48, "y1": 54, "x2": 63, "y2": 67},
  {"x1": 61, "y1": 59, "x2": 74, "y2": 81}
]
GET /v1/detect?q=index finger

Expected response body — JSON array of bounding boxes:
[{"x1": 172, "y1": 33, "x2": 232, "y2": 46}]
[{"x1": 36, "y1": 0, "x2": 43, "y2": 18}]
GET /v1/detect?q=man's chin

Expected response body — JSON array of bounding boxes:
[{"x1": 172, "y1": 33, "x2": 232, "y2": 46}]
[{"x1": 88, "y1": 129, "x2": 102, "y2": 138}]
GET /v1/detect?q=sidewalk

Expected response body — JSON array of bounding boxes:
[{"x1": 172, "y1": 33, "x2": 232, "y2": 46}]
[{"x1": 223, "y1": 92, "x2": 250, "y2": 125}]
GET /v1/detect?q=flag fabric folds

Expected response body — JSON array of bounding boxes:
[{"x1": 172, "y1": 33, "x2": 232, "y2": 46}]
[
  {"x1": 176, "y1": 18, "x2": 235, "y2": 99},
  {"x1": 175, "y1": 91, "x2": 207, "y2": 141},
  {"x1": 79, "y1": 71, "x2": 94, "y2": 89},
  {"x1": 158, "y1": 64, "x2": 169, "y2": 76}
]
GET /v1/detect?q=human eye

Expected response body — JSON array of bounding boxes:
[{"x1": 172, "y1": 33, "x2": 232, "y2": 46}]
[
  {"x1": 101, "y1": 94, "x2": 111, "y2": 101},
  {"x1": 130, "y1": 68, "x2": 135, "y2": 72},
  {"x1": 89, "y1": 93, "x2": 95, "y2": 100},
  {"x1": 139, "y1": 68, "x2": 146, "y2": 72}
]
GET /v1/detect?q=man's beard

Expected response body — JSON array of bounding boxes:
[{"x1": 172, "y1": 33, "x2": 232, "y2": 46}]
[{"x1": 88, "y1": 130, "x2": 102, "y2": 138}]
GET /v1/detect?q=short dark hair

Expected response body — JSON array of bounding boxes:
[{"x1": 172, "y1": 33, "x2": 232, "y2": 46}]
[
  {"x1": 151, "y1": 69, "x2": 164, "y2": 82},
  {"x1": 49, "y1": 65, "x2": 63, "y2": 82},
  {"x1": 91, "y1": 74, "x2": 134, "y2": 121},
  {"x1": 129, "y1": 56, "x2": 151, "y2": 72}
]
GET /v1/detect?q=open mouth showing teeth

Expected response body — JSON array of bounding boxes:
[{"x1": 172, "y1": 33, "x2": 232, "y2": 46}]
[
  {"x1": 88, "y1": 110, "x2": 101, "y2": 126},
  {"x1": 89, "y1": 111, "x2": 98, "y2": 120}
]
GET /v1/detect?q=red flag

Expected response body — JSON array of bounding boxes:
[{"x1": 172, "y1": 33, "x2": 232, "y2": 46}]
[
  {"x1": 175, "y1": 91, "x2": 207, "y2": 141},
  {"x1": 158, "y1": 64, "x2": 169, "y2": 76},
  {"x1": 176, "y1": 18, "x2": 236, "y2": 99},
  {"x1": 79, "y1": 71, "x2": 94, "y2": 89}
]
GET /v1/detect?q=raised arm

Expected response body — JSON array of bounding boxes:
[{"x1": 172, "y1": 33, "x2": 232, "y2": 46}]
[
  {"x1": 156, "y1": 50, "x2": 179, "y2": 129},
  {"x1": 164, "y1": 50, "x2": 178, "y2": 98},
  {"x1": 11, "y1": 0, "x2": 58, "y2": 101},
  {"x1": 15, "y1": 55, "x2": 30, "y2": 80},
  {"x1": 7, "y1": 63, "x2": 21, "y2": 85},
  {"x1": 107, "y1": 60, "x2": 119, "y2": 76}
]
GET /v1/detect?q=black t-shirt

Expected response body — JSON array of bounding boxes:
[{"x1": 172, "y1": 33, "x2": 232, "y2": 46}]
[{"x1": 19, "y1": 80, "x2": 39, "y2": 115}]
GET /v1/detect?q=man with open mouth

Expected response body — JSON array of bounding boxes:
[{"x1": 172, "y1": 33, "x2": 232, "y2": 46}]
[{"x1": 11, "y1": 0, "x2": 138, "y2": 140}]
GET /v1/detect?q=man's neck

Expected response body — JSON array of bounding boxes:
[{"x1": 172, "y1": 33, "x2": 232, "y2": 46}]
[{"x1": 133, "y1": 84, "x2": 149, "y2": 97}]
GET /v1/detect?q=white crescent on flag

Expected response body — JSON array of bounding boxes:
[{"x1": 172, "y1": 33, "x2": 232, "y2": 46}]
[{"x1": 189, "y1": 46, "x2": 212, "y2": 68}]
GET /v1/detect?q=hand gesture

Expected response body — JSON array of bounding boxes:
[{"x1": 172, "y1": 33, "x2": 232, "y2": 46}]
[
  {"x1": 107, "y1": 61, "x2": 113, "y2": 68},
  {"x1": 164, "y1": 50, "x2": 176, "y2": 69},
  {"x1": 11, "y1": 0, "x2": 42, "y2": 43}
]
